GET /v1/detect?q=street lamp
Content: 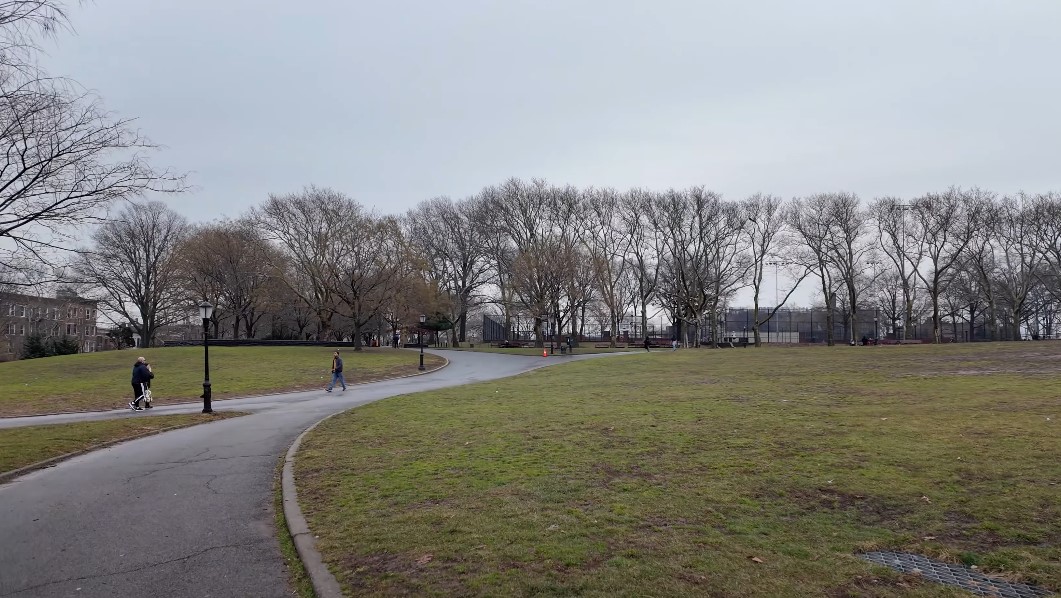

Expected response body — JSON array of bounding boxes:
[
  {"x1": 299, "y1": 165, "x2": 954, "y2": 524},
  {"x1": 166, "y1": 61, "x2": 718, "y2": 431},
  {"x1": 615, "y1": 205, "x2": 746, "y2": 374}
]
[
  {"x1": 198, "y1": 301, "x2": 214, "y2": 413},
  {"x1": 418, "y1": 313, "x2": 426, "y2": 371},
  {"x1": 874, "y1": 317, "x2": 879, "y2": 342}
]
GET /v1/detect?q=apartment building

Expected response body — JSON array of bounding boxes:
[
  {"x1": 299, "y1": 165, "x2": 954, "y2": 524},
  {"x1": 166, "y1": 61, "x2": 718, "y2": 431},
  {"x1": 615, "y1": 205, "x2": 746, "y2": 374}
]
[{"x1": 0, "y1": 289, "x2": 103, "y2": 361}]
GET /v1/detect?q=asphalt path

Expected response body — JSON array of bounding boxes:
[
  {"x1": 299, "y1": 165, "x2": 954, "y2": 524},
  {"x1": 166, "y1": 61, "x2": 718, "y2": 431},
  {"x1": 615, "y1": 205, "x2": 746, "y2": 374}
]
[{"x1": 0, "y1": 350, "x2": 619, "y2": 597}]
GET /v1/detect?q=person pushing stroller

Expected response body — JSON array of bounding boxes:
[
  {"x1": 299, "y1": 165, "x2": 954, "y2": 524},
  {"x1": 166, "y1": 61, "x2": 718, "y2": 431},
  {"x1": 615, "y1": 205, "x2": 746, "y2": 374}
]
[{"x1": 129, "y1": 356, "x2": 154, "y2": 411}]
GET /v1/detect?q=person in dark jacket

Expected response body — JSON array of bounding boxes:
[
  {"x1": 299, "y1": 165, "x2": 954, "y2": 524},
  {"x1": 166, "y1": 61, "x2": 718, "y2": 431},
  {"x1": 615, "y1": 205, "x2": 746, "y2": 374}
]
[
  {"x1": 643, "y1": 337, "x2": 651, "y2": 352},
  {"x1": 129, "y1": 356, "x2": 152, "y2": 410},
  {"x1": 325, "y1": 351, "x2": 347, "y2": 392}
]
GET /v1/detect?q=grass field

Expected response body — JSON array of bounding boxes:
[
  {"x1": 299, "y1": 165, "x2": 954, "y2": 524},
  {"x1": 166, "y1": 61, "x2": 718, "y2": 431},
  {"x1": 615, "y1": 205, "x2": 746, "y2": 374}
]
[
  {"x1": 0, "y1": 346, "x2": 445, "y2": 417},
  {"x1": 294, "y1": 342, "x2": 1060, "y2": 597},
  {"x1": 0, "y1": 412, "x2": 245, "y2": 475}
]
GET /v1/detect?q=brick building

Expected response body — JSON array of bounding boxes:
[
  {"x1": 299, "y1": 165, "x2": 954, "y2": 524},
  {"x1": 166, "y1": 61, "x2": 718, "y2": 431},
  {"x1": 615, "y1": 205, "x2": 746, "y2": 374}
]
[{"x1": 0, "y1": 289, "x2": 104, "y2": 361}]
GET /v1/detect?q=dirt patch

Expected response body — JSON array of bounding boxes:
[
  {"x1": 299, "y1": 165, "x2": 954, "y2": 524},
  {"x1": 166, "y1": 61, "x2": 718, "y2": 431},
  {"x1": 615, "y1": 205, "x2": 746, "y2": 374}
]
[{"x1": 594, "y1": 462, "x2": 661, "y2": 486}]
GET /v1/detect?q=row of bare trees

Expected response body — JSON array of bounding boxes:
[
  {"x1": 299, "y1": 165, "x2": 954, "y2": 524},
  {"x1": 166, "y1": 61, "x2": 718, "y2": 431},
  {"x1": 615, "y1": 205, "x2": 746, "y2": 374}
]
[
  {"x1": 65, "y1": 181, "x2": 1061, "y2": 349},
  {"x1": 406, "y1": 180, "x2": 1060, "y2": 347}
]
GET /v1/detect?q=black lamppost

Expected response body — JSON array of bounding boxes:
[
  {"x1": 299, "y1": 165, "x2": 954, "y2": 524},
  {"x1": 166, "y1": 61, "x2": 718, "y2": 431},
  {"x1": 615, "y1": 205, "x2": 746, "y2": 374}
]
[
  {"x1": 418, "y1": 313, "x2": 426, "y2": 371},
  {"x1": 874, "y1": 317, "x2": 879, "y2": 342},
  {"x1": 198, "y1": 301, "x2": 214, "y2": 413}
]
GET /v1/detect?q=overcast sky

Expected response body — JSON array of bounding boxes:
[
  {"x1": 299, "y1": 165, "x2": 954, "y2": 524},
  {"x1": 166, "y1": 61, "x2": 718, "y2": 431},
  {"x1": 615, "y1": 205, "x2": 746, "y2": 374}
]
[{"x1": 41, "y1": 0, "x2": 1061, "y2": 224}]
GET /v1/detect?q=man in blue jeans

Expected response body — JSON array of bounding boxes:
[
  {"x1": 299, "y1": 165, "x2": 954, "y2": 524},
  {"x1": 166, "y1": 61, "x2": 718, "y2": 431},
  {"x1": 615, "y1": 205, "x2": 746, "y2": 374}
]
[{"x1": 326, "y1": 350, "x2": 346, "y2": 392}]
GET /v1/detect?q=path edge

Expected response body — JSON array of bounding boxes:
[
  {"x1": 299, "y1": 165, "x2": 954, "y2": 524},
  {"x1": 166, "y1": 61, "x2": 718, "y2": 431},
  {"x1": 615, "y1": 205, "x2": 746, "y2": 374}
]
[
  {"x1": 280, "y1": 355, "x2": 452, "y2": 597},
  {"x1": 282, "y1": 411, "x2": 345, "y2": 598},
  {"x1": 0, "y1": 415, "x2": 239, "y2": 485}
]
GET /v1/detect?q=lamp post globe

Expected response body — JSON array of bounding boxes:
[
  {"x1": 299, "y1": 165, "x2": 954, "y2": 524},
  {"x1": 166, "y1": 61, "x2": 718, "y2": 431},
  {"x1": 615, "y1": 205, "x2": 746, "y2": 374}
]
[
  {"x1": 418, "y1": 313, "x2": 426, "y2": 371},
  {"x1": 198, "y1": 301, "x2": 214, "y2": 413}
]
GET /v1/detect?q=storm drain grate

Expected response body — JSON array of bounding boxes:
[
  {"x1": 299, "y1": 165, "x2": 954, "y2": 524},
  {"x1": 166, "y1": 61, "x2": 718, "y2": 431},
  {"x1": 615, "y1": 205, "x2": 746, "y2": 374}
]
[{"x1": 860, "y1": 551, "x2": 1053, "y2": 597}]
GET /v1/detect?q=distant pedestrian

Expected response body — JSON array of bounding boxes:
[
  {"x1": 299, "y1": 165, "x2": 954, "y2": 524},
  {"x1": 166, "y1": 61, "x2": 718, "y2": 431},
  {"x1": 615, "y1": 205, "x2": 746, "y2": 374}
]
[
  {"x1": 671, "y1": 337, "x2": 678, "y2": 351},
  {"x1": 325, "y1": 351, "x2": 347, "y2": 392},
  {"x1": 129, "y1": 356, "x2": 152, "y2": 411},
  {"x1": 392, "y1": 333, "x2": 399, "y2": 348},
  {"x1": 643, "y1": 337, "x2": 651, "y2": 352}
]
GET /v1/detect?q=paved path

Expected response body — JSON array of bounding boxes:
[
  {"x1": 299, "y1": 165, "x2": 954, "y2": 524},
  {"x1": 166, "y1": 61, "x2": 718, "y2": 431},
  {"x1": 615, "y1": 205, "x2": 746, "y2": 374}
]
[{"x1": 0, "y1": 350, "x2": 612, "y2": 597}]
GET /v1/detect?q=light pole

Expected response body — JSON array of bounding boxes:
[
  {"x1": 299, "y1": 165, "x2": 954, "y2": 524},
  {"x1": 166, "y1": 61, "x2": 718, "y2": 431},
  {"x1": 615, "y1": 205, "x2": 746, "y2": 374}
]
[
  {"x1": 198, "y1": 301, "x2": 214, "y2": 413},
  {"x1": 418, "y1": 313, "x2": 426, "y2": 371},
  {"x1": 874, "y1": 317, "x2": 879, "y2": 343}
]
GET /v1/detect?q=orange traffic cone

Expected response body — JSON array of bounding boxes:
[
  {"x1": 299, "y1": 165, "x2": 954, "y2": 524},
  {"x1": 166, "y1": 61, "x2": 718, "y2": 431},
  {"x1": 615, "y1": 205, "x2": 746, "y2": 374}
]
[{"x1": 543, "y1": 349, "x2": 548, "y2": 357}]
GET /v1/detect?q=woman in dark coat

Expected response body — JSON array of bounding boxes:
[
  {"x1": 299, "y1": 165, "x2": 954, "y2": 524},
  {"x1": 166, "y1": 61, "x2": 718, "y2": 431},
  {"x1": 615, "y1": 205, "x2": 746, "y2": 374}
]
[{"x1": 129, "y1": 356, "x2": 152, "y2": 411}]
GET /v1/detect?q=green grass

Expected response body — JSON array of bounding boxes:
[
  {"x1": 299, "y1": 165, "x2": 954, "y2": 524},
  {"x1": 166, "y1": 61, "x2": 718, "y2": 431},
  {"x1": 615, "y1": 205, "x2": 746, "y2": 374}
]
[
  {"x1": 294, "y1": 342, "x2": 1061, "y2": 597},
  {"x1": 0, "y1": 412, "x2": 245, "y2": 474},
  {"x1": 0, "y1": 346, "x2": 445, "y2": 416}
]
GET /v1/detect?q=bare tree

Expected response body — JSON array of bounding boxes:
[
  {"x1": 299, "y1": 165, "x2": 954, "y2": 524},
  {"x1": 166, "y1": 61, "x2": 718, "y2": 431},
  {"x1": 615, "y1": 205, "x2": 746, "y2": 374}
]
[
  {"x1": 743, "y1": 193, "x2": 809, "y2": 346},
  {"x1": 330, "y1": 213, "x2": 410, "y2": 349},
  {"x1": 251, "y1": 186, "x2": 348, "y2": 339},
  {"x1": 1030, "y1": 192, "x2": 1061, "y2": 304},
  {"x1": 992, "y1": 193, "x2": 1039, "y2": 340},
  {"x1": 911, "y1": 187, "x2": 987, "y2": 343},
  {"x1": 964, "y1": 200, "x2": 1003, "y2": 341},
  {"x1": 788, "y1": 194, "x2": 844, "y2": 345},
  {"x1": 649, "y1": 187, "x2": 748, "y2": 347},
  {"x1": 405, "y1": 196, "x2": 491, "y2": 346},
  {"x1": 619, "y1": 188, "x2": 663, "y2": 342},
  {"x1": 582, "y1": 187, "x2": 633, "y2": 347},
  {"x1": 174, "y1": 219, "x2": 283, "y2": 339},
  {"x1": 0, "y1": 1, "x2": 183, "y2": 282},
  {"x1": 73, "y1": 201, "x2": 188, "y2": 346},
  {"x1": 869, "y1": 197, "x2": 924, "y2": 341}
]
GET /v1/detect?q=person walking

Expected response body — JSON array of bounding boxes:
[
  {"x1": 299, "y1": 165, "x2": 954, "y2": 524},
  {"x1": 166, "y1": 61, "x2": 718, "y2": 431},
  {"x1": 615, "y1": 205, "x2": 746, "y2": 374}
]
[
  {"x1": 671, "y1": 337, "x2": 679, "y2": 351},
  {"x1": 325, "y1": 350, "x2": 347, "y2": 392},
  {"x1": 643, "y1": 337, "x2": 651, "y2": 352},
  {"x1": 129, "y1": 356, "x2": 152, "y2": 410}
]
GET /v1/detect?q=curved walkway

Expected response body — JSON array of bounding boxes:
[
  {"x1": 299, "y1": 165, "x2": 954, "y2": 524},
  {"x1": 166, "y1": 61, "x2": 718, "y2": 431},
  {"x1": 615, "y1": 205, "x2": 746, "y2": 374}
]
[{"x1": 0, "y1": 350, "x2": 616, "y2": 597}]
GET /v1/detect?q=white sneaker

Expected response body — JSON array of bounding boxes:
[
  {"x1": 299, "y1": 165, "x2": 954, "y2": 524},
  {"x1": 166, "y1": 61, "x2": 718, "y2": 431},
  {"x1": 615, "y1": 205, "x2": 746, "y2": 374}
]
[{"x1": 128, "y1": 402, "x2": 137, "y2": 411}]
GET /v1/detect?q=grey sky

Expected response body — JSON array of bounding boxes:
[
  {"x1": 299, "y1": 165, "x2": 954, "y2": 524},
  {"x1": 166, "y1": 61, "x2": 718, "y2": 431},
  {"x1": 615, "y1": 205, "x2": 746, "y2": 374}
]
[{"x1": 42, "y1": 0, "x2": 1061, "y2": 223}]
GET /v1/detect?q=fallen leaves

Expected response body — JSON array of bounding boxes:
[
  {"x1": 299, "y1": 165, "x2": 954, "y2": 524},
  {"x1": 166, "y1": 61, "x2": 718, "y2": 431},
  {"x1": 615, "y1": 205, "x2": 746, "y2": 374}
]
[{"x1": 749, "y1": 556, "x2": 764, "y2": 563}]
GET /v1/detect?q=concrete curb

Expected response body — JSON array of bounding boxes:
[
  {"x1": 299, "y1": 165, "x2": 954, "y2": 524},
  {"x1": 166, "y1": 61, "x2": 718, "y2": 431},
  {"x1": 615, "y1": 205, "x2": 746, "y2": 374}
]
[
  {"x1": 280, "y1": 354, "x2": 451, "y2": 597},
  {"x1": 0, "y1": 415, "x2": 237, "y2": 485},
  {"x1": 282, "y1": 413, "x2": 345, "y2": 598}
]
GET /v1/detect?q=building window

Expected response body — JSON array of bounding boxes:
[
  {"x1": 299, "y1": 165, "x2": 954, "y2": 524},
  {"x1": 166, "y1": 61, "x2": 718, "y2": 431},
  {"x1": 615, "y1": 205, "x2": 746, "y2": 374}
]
[
  {"x1": 17, "y1": 305, "x2": 25, "y2": 317},
  {"x1": 18, "y1": 324, "x2": 25, "y2": 335},
  {"x1": 66, "y1": 323, "x2": 77, "y2": 335},
  {"x1": 3, "y1": 304, "x2": 12, "y2": 316}
]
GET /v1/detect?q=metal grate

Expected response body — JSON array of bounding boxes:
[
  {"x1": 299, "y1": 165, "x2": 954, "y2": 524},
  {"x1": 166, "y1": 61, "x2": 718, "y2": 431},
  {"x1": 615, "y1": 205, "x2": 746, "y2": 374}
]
[{"x1": 860, "y1": 551, "x2": 1053, "y2": 597}]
